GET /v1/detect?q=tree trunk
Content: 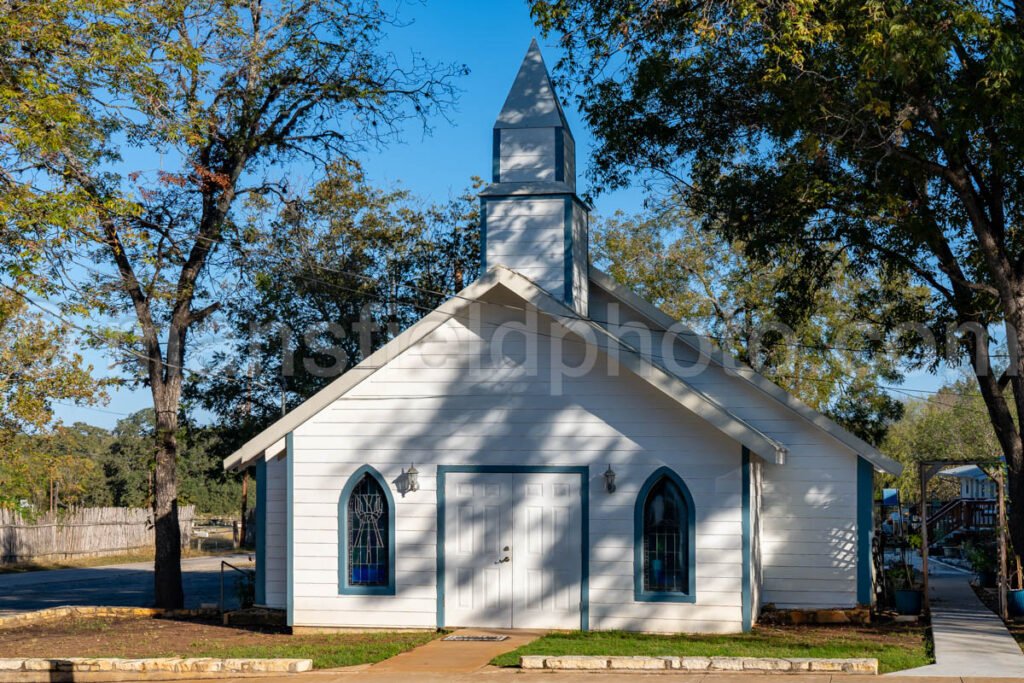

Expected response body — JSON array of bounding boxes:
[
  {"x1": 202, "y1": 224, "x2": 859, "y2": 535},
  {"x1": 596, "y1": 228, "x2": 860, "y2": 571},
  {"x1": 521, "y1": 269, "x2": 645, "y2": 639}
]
[
  {"x1": 152, "y1": 390, "x2": 183, "y2": 609},
  {"x1": 1007, "y1": 451, "x2": 1024, "y2": 562}
]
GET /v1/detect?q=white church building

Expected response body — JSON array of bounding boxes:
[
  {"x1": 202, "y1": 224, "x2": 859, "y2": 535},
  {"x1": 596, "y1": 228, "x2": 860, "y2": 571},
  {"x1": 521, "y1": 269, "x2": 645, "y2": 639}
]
[{"x1": 224, "y1": 41, "x2": 901, "y2": 634}]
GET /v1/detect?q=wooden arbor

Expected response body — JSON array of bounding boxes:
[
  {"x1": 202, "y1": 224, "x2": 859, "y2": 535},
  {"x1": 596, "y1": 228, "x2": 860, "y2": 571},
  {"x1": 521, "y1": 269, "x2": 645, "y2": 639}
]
[{"x1": 918, "y1": 459, "x2": 1008, "y2": 619}]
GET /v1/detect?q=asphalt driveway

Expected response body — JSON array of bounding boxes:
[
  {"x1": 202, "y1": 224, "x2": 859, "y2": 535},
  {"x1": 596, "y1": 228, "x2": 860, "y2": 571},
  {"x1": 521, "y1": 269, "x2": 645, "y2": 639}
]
[{"x1": 0, "y1": 553, "x2": 253, "y2": 616}]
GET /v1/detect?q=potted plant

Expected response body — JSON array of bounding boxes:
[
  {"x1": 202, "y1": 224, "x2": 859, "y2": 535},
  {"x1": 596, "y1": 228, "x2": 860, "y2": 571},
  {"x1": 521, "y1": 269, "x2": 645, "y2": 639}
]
[
  {"x1": 965, "y1": 542, "x2": 998, "y2": 588},
  {"x1": 1009, "y1": 556, "x2": 1024, "y2": 618},
  {"x1": 886, "y1": 563, "x2": 924, "y2": 615}
]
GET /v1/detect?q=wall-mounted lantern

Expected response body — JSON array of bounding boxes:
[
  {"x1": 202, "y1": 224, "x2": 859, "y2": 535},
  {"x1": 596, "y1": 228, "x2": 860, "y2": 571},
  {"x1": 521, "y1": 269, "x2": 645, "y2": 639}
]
[
  {"x1": 396, "y1": 464, "x2": 420, "y2": 497},
  {"x1": 604, "y1": 465, "x2": 616, "y2": 494}
]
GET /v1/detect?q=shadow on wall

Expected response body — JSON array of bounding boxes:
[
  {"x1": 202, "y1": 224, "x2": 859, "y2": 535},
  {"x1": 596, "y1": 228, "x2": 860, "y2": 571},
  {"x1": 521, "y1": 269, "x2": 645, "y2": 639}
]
[{"x1": 314, "y1": 288, "x2": 752, "y2": 632}]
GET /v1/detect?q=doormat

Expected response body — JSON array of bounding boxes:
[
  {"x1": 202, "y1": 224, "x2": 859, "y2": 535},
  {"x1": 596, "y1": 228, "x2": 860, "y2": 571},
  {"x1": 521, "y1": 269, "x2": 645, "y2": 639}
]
[{"x1": 442, "y1": 634, "x2": 509, "y2": 642}]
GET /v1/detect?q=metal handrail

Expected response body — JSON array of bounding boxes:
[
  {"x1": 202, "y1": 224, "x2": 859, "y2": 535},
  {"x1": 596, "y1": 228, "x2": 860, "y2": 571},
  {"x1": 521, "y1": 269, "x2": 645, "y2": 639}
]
[{"x1": 219, "y1": 559, "x2": 256, "y2": 615}]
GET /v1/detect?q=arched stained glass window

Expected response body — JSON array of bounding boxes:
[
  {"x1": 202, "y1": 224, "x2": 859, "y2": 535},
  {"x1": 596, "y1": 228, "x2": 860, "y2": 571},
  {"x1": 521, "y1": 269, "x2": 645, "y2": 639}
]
[
  {"x1": 634, "y1": 467, "x2": 696, "y2": 602},
  {"x1": 339, "y1": 467, "x2": 395, "y2": 595}
]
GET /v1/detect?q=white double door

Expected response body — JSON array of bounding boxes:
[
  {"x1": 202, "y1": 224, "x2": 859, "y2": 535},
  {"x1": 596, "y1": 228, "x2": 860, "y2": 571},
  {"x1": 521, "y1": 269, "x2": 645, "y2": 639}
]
[{"x1": 444, "y1": 471, "x2": 581, "y2": 629}]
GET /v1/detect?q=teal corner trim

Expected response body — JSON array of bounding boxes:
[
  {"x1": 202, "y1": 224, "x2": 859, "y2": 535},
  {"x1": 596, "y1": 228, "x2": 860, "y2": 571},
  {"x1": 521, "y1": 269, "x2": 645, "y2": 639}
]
[
  {"x1": 741, "y1": 448, "x2": 752, "y2": 632},
  {"x1": 492, "y1": 129, "x2": 501, "y2": 183},
  {"x1": 554, "y1": 127, "x2": 565, "y2": 182},
  {"x1": 255, "y1": 459, "x2": 267, "y2": 606},
  {"x1": 435, "y1": 465, "x2": 590, "y2": 631},
  {"x1": 633, "y1": 467, "x2": 697, "y2": 603},
  {"x1": 285, "y1": 433, "x2": 294, "y2": 627},
  {"x1": 563, "y1": 197, "x2": 574, "y2": 308},
  {"x1": 857, "y1": 457, "x2": 874, "y2": 605},
  {"x1": 338, "y1": 465, "x2": 397, "y2": 596},
  {"x1": 479, "y1": 197, "x2": 487, "y2": 272}
]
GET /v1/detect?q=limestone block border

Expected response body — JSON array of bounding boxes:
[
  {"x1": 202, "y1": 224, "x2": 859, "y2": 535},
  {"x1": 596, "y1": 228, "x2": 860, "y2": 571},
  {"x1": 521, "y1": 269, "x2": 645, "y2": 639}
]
[
  {"x1": 520, "y1": 655, "x2": 878, "y2": 674},
  {"x1": 0, "y1": 606, "x2": 216, "y2": 630},
  {"x1": 0, "y1": 658, "x2": 312, "y2": 675}
]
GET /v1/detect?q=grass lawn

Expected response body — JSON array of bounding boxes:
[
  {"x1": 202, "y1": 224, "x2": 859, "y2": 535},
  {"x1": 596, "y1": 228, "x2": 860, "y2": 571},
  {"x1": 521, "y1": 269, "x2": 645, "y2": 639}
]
[
  {"x1": 492, "y1": 624, "x2": 933, "y2": 674},
  {"x1": 0, "y1": 616, "x2": 438, "y2": 669},
  {"x1": 189, "y1": 631, "x2": 439, "y2": 668}
]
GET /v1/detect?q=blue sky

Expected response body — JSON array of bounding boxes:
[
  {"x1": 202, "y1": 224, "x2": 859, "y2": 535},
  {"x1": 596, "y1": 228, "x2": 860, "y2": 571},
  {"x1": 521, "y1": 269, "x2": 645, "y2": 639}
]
[{"x1": 51, "y1": 0, "x2": 952, "y2": 428}]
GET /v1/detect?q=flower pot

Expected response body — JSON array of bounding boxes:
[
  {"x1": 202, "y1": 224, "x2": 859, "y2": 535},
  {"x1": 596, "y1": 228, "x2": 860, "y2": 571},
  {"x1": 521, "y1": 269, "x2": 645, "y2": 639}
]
[
  {"x1": 1009, "y1": 590, "x2": 1024, "y2": 617},
  {"x1": 894, "y1": 588, "x2": 924, "y2": 615}
]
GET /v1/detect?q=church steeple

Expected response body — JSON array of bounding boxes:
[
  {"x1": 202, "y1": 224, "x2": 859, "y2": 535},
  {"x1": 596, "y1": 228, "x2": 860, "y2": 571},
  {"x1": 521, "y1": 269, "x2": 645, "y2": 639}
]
[
  {"x1": 480, "y1": 41, "x2": 588, "y2": 315},
  {"x1": 490, "y1": 39, "x2": 576, "y2": 189}
]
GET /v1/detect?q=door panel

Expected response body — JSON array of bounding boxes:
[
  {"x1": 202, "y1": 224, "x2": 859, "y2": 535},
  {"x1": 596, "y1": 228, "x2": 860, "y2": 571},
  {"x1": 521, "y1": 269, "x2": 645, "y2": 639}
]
[
  {"x1": 443, "y1": 471, "x2": 581, "y2": 630},
  {"x1": 444, "y1": 473, "x2": 513, "y2": 628},
  {"x1": 511, "y1": 472, "x2": 581, "y2": 629}
]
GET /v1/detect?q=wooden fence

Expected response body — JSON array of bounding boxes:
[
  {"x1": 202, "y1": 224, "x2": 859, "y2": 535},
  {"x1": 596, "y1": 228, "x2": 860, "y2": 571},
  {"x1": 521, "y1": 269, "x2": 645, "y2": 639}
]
[{"x1": 0, "y1": 506, "x2": 195, "y2": 564}]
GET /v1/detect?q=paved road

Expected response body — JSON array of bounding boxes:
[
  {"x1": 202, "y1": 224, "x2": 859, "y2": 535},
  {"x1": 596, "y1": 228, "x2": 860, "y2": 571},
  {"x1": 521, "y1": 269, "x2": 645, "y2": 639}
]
[{"x1": 0, "y1": 553, "x2": 254, "y2": 616}]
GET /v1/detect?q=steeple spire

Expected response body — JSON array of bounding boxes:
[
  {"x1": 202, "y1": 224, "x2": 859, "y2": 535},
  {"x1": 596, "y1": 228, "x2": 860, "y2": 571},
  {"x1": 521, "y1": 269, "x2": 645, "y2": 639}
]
[
  {"x1": 480, "y1": 41, "x2": 589, "y2": 316},
  {"x1": 494, "y1": 38, "x2": 570, "y2": 130}
]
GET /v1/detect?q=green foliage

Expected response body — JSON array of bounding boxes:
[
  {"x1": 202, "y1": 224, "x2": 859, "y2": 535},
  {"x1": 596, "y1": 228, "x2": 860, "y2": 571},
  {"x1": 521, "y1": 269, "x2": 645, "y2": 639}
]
[
  {"x1": 0, "y1": 290, "x2": 107, "y2": 510},
  {"x1": 880, "y1": 376, "x2": 1007, "y2": 499},
  {"x1": 964, "y1": 540, "x2": 997, "y2": 573},
  {"x1": 4, "y1": 410, "x2": 242, "y2": 515},
  {"x1": 532, "y1": 0, "x2": 1024, "y2": 553},
  {"x1": 189, "y1": 164, "x2": 480, "y2": 451},
  {"x1": 3, "y1": 0, "x2": 464, "y2": 604},
  {"x1": 594, "y1": 203, "x2": 909, "y2": 444}
]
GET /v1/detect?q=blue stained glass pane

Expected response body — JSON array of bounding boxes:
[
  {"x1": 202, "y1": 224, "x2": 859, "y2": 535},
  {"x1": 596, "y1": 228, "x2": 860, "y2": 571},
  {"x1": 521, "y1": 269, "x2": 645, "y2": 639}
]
[
  {"x1": 347, "y1": 474, "x2": 389, "y2": 586},
  {"x1": 643, "y1": 477, "x2": 687, "y2": 593}
]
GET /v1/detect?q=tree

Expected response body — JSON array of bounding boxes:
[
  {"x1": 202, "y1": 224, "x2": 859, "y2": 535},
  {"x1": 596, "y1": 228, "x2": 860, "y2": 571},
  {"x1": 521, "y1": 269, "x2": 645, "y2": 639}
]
[
  {"x1": 190, "y1": 164, "x2": 480, "y2": 451},
  {"x1": 532, "y1": 0, "x2": 1024, "y2": 554},
  {"x1": 594, "y1": 203, "x2": 918, "y2": 444},
  {"x1": 0, "y1": 290, "x2": 104, "y2": 509},
  {"x1": 882, "y1": 378, "x2": 1006, "y2": 502},
  {"x1": 5, "y1": 1, "x2": 464, "y2": 606}
]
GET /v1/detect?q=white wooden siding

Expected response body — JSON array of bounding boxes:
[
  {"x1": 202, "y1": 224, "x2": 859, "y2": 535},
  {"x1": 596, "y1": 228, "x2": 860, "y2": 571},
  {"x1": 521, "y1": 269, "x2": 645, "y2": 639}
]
[
  {"x1": 289, "y1": 295, "x2": 746, "y2": 632},
  {"x1": 498, "y1": 128, "x2": 555, "y2": 182},
  {"x1": 264, "y1": 455, "x2": 287, "y2": 609},
  {"x1": 588, "y1": 285, "x2": 863, "y2": 610},
  {"x1": 485, "y1": 198, "x2": 565, "y2": 300}
]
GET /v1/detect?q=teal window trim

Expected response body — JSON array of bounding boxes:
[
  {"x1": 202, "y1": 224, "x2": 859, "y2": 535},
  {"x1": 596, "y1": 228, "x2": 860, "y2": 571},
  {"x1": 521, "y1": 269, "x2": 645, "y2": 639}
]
[
  {"x1": 339, "y1": 465, "x2": 397, "y2": 596},
  {"x1": 435, "y1": 465, "x2": 590, "y2": 630},
  {"x1": 479, "y1": 197, "x2": 487, "y2": 272},
  {"x1": 554, "y1": 127, "x2": 564, "y2": 182},
  {"x1": 857, "y1": 457, "x2": 873, "y2": 605},
  {"x1": 634, "y1": 466, "x2": 697, "y2": 603},
  {"x1": 285, "y1": 433, "x2": 294, "y2": 626},
  {"x1": 741, "y1": 448, "x2": 752, "y2": 631},
  {"x1": 492, "y1": 129, "x2": 501, "y2": 183},
  {"x1": 255, "y1": 458, "x2": 267, "y2": 606}
]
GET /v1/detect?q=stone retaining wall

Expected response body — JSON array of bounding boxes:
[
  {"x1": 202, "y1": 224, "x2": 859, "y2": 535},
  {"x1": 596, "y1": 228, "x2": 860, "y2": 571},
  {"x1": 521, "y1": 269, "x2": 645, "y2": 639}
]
[
  {"x1": 0, "y1": 606, "x2": 216, "y2": 630},
  {"x1": 521, "y1": 655, "x2": 878, "y2": 674}
]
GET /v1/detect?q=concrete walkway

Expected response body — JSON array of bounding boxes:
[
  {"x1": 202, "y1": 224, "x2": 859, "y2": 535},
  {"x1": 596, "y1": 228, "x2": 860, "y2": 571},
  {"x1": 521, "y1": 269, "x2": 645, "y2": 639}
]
[
  {"x1": 367, "y1": 629, "x2": 544, "y2": 673},
  {"x1": 897, "y1": 576, "x2": 1024, "y2": 678}
]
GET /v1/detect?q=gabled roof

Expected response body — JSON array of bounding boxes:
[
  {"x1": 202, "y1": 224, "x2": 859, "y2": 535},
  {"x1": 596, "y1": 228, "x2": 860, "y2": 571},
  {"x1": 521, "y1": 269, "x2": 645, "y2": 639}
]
[
  {"x1": 588, "y1": 267, "x2": 902, "y2": 475},
  {"x1": 494, "y1": 39, "x2": 572, "y2": 131},
  {"x1": 223, "y1": 266, "x2": 788, "y2": 472}
]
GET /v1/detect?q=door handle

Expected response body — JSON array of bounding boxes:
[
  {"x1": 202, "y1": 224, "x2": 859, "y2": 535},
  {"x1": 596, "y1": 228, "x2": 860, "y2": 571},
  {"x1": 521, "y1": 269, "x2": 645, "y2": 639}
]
[{"x1": 494, "y1": 556, "x2": 510, "y2": 564}]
